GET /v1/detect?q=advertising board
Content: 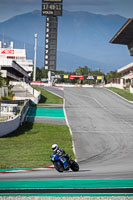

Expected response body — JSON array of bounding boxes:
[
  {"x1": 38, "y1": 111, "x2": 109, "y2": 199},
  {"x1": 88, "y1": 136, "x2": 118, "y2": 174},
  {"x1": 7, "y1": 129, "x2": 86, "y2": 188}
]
[
  {"x1": 64, "y1": 75, "x2": 69, "y2": 79},
  {"x1": 97, "y1": 76, "x2": 102, "y2": 80},
  {"x1": 69, "y1": 75, "x2": 84, "y2": 80}
]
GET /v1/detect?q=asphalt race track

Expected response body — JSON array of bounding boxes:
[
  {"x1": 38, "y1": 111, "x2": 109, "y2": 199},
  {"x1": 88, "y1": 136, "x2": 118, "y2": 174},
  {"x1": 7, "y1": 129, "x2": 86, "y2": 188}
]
[
  {"x1": 0, "y1": 87, "x2": 133, "y2": 181},
  {"x1": 64, "y1": 87, "x2": 133, "y2": 179}
]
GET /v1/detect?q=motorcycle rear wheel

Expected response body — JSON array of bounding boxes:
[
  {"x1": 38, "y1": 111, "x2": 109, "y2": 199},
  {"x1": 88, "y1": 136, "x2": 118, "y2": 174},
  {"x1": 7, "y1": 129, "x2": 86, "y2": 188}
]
[
  {"x1": 54, "y1": 161, "x2": 64, "y2": 172},
  {"x1": 70, "y1": 160, "x2": 79, "y2": 172}
]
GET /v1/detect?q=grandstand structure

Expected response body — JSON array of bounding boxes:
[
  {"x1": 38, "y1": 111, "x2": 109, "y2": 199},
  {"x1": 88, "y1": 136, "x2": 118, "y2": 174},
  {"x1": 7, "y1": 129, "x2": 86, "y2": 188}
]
[
  {"x1": 110, "y1": 18, "x2": 133, "y2": 80},
  {"x1": 0, "y1": 41, "x2": 33, "y2": 82},
  {"x1": 117, "y1": 62, "x2": 133, "y2": 80}
]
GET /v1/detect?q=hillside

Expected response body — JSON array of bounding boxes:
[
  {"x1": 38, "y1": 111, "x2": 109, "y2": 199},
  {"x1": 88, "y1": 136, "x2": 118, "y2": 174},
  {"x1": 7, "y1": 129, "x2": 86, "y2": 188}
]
[{"x1": 0, "y1": 10, "x2": 132, "y2": 72}]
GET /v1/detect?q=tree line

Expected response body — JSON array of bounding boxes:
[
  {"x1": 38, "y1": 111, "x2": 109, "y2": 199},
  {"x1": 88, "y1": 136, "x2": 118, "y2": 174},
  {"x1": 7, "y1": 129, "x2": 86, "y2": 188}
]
[
  {"x1": 31, "y1": 66, "x2": 123, "y2": 84},
  {"x1": 0, "y1": 66, "x2": 123, "y2": 87}
]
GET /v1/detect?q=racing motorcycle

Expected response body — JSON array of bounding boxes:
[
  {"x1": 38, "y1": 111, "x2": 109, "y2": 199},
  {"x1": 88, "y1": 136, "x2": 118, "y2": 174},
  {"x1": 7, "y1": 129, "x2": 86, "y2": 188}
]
[{"x1": 50, "y1": 153, "x2": 79, "y2": 172}]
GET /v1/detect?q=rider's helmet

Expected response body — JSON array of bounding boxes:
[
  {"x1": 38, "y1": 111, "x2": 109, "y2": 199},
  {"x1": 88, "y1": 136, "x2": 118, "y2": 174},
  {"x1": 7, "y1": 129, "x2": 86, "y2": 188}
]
[{"x1": 52, "y1": 144, "x2": 58, "y2": 151}]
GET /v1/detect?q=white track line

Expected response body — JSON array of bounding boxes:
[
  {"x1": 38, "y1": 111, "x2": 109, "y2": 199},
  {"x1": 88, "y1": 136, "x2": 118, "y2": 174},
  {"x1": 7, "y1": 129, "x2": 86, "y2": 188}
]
[{"x1": 43, "y1": 87, "x2": 77, "y2": 161}]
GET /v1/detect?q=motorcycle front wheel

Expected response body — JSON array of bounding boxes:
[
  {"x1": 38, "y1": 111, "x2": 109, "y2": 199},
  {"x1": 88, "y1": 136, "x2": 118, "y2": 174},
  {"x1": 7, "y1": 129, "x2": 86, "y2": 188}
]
[{"x1": 53, "y1": 161, "x2": 64, "y2": 172}]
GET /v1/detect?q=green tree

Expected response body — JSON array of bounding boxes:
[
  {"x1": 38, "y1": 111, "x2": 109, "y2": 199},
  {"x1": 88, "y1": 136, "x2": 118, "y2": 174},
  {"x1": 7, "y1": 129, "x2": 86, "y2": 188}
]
[
  {"x1": 75, "y1": 66, "x2": 89, "y2": 75},
  {"x1": 105, "y1": 70, "x2": 122, "y2": 83},
  {"x1": 0, "y1": 72, "x2": 5, "y2": 87},
  {"x1": 41, "y1": 67, "x2": 48, "y2": 79},
  {"x1": 89, "y1": 70, "x2": 105, "y2": 76},
  {"x1": 31, "y1": 67, "x2": 48, "y2": 81}
]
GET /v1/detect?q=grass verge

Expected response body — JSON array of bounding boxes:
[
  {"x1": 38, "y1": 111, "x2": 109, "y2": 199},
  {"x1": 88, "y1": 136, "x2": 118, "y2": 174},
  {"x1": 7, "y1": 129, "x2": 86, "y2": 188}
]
[
  {"x1": 0, "y1": 122, "x2": 74, "y2": 169},
  {"x1": 107, "y1": 87, "x2": 133, "y2": 102},
  {"x1": 33, "y1": 86, "x2": 63, "y2": 105}
]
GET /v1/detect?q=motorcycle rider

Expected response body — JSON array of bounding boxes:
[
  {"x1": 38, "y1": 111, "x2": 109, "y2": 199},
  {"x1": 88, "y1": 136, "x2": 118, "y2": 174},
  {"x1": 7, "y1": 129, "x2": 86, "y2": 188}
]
[{"x1": 51, "y1": 144, "x2": 70, "y2": 166}]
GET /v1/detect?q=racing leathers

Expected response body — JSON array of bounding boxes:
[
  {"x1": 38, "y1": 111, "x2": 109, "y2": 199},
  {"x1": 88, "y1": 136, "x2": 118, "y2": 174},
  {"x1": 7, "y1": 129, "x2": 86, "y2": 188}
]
[{"x1": 52, "y1": 147, "x2": 70, "y2": 165}]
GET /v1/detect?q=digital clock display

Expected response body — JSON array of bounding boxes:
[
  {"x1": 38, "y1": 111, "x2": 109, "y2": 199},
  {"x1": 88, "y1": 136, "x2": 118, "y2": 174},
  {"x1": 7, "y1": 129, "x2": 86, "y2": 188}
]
[
  {"x1": 42, "y1": 4, "x2": 62, "y2": 10},
  {"x1": 42, "y1": 4, "x2": 62, "y2": 16}
]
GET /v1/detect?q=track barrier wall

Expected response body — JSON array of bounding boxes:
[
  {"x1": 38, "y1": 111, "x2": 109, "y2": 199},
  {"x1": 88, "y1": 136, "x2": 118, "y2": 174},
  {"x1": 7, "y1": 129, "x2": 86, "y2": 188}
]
[
  {"x1": 105, "y1": 83, "x2": 123, "y2": 89},
  {"x1": 0, "y1": 100, "x2": 30, "y2": 137},
  {"x1": 0, "y1": 115, "x2": 20, "y2": 137},
  {"x1": 130, "y1": 85, "x2": 133, "y2": 93}
]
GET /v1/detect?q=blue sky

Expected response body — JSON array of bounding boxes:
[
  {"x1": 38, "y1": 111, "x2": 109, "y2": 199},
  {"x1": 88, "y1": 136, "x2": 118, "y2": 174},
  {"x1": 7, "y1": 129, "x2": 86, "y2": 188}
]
[{"x1": 0, "y1": 0, "x2": 133, "y2": 22}]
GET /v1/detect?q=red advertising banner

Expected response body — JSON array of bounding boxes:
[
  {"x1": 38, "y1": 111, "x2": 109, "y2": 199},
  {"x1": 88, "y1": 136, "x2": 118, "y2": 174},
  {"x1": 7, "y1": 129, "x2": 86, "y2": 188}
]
[
  {"x1": 1, "y1": 49, "x2": 14, "y2": 54},
  {"x1": 69, "y1": 75, "x2": 84, "y2": 80}
]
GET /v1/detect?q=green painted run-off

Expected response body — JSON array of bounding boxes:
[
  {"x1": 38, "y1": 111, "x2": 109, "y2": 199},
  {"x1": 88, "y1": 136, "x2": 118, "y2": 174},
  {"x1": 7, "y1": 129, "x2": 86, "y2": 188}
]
[
  {"x1": 26, "y1": 107, "x2": 65, "y2": 119},
  {"x1": 1, "y1": 180, "x2": 133, "y2": 197},
  {"x1": 0, "y1": 168, "x2": 31, "y2": 172},
  {"x1": 0, "y1": 179, "x2": 133, "y2": 189}
]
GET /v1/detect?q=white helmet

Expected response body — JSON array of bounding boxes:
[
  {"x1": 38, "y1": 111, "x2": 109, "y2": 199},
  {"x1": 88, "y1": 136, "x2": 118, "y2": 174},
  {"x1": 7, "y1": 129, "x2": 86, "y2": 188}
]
[{"x1": 52, "y1": 144, "x2": 58, "y2": 151}]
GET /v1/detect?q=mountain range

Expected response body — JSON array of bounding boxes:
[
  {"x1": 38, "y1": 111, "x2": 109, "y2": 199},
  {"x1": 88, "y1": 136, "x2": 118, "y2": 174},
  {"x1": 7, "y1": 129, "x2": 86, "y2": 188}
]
[{"x1": 0, "y1": 10, "x2": 132, "y2": 73}]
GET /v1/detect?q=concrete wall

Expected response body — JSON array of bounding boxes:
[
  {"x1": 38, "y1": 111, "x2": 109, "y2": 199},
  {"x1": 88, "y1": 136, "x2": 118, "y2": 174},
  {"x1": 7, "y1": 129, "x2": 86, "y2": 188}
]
[
  {"x1": 0, "y1": 100, "x2": 30, "y2": 137},
  {"x1": 20, "y1": 100, "x2": 30, "y2": 123},
  {"x1": 105, "y1": 83, "x2": 123, "y2": 89},
  {"x1": 31, "y1": 82, "x2": 49, "y2": 86},
  {"x1": 14, "y1": 95, "x2": 40, "y2": 104},
  {"x1": 130, "y1": 85, "x2": 133, "y2": 94},
  {"x1": 0, "y1": 115, "x2": 20, "y2": 137}
]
